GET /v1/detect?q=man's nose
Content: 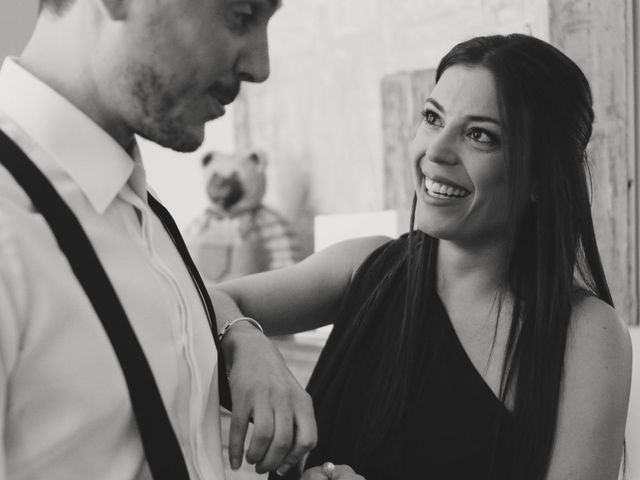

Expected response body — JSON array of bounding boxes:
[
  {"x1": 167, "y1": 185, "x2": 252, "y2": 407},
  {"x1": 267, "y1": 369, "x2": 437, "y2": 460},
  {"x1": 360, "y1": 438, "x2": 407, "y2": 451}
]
[{"x1": 236, "y1": 34, "x2": 270, "y2": 83}]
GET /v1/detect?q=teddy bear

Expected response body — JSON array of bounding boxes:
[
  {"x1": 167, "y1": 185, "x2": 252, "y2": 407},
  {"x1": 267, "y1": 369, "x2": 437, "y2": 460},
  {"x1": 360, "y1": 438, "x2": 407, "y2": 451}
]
[{"x1": 185, "y1": 149, "x2": 299, "y2": 285}]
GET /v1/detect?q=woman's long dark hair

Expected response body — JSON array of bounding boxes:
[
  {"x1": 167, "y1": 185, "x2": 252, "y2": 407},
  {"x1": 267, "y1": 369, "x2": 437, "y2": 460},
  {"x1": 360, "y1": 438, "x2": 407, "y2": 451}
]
[{"x1": 357, "y1": 34, "x2": 614, "y2": 479}]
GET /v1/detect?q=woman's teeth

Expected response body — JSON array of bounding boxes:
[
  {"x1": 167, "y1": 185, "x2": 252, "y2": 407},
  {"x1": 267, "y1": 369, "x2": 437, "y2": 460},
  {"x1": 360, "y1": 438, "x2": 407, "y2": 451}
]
[{"x1": 424, "y1": 178, "x2": 470, "y2": 199}]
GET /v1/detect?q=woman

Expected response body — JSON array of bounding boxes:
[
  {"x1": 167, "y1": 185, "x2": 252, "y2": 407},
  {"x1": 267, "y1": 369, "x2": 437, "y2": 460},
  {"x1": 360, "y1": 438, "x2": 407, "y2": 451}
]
[{"x1": 214, "y1": 34, "x2": 632, "y2": 480}]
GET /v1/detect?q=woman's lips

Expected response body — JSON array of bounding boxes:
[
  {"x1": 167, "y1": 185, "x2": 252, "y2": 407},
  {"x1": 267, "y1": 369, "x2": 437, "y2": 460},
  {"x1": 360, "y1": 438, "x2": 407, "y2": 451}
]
[{"x1": 424, "y1": 176, "x2": 471, "y2": 199}]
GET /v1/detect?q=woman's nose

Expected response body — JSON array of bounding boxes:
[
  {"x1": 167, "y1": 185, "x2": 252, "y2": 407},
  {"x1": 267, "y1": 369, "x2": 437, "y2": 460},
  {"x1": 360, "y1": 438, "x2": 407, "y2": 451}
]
[{"x1": 425, "y1": 130, "x2": 459, "y2": 165}]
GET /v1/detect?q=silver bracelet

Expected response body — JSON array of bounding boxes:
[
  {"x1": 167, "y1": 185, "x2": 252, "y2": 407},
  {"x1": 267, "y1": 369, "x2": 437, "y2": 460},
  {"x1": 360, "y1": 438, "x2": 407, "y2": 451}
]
[{"x1": 218, "y1": 316, "x2": 264, "y2": 341}]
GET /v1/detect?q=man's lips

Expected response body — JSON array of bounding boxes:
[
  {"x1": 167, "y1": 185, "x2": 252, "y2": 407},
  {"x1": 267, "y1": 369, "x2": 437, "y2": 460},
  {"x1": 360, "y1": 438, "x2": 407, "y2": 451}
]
[
  {"x1": 211, "y1": 93, "x2": 235, "y2": 106},
  {"x1": 208, "y1": 85, "x2": 240, "y2": 106},
  {"x1": 206, "y1": 95, "x2": 226, "y2": 118}
]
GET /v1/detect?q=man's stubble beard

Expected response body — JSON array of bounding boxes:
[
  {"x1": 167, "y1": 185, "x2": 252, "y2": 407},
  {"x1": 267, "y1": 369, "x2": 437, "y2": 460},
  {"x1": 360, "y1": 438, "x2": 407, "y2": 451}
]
[
  {"x1": 136, "y1": 113, "x2": 204, "y2": 153},
  {"x1": 129, "y1": 64, "x2": 204, "y2": 153}
]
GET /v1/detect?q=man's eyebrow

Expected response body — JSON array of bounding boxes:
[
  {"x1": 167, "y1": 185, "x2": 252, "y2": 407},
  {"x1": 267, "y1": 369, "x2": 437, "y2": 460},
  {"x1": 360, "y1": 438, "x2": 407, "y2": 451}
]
[{"x1": 232, "y1": 0, "x2": 282, "y2": 11}]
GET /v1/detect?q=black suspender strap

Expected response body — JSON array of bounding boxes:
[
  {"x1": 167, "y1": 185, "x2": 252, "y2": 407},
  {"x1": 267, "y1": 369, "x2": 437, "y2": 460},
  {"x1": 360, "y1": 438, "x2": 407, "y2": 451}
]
[
  {"x1": 0, "y1": 130, "x2": 203, "y2": 480},
  {"x1": 147, "y1": 194, "x2": 232, "y2": 410}
]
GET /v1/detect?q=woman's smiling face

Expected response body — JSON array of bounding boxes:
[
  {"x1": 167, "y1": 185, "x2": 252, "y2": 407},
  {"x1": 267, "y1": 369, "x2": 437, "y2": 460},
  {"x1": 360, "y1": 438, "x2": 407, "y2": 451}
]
[{"x1": 410, "y1": 64, "x2": 511, "y2": 247}]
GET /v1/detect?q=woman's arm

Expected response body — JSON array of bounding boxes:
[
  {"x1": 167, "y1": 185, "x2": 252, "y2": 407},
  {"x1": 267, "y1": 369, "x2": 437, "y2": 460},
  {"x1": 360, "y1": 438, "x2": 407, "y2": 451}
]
[
  {"x1": 545, "y1": 296, "x2": 632, "y2": 479},
  {"x1": 207, "y1": 236, "x2": 389, "y2": 476},
  {"x1": 211, "y1": 235, "x2": 391, "y2": 336}
]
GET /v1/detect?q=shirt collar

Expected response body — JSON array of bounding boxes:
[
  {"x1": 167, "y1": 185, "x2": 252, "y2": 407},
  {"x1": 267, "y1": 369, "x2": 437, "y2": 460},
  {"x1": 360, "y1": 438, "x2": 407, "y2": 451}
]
[{"x1": 0, "y1": 57, "x2": 143, "y2": 213}]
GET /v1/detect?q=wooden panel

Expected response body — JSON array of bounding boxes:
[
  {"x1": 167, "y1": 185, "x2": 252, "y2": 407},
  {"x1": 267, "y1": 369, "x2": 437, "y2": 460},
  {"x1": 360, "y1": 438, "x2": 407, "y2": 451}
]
[
  {"x1": 381, "y1": 69, "x2": 435, "y2": 211},
  {"x1": 550, "y1": 0, "x2": 638, "y2": 325}
]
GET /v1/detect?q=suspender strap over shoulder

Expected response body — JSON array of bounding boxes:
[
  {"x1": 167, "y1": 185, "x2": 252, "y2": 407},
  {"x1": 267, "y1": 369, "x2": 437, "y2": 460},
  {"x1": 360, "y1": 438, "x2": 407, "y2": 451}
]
[{"x1": 0, "y1": 130, "x2": 222, "y2": 480}]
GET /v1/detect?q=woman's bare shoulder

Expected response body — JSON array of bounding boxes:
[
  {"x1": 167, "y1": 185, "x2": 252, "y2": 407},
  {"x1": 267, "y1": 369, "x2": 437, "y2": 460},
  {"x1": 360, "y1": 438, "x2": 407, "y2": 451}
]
[
  {"x1": 565, "y1": 293, "x2": 632, "y2": 397},
  {"x1": 569, "y1": 294, "x2": 631, "y2": 358},
  {"x1": 545, "y1": 294, "x2": 632, "y2": 478}
]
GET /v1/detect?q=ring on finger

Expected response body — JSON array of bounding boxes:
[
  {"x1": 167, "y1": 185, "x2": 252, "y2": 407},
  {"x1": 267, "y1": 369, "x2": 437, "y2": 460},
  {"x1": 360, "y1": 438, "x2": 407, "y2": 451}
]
[{"x1": 320, "y1": 461, "x2": 335, "y2": 479}]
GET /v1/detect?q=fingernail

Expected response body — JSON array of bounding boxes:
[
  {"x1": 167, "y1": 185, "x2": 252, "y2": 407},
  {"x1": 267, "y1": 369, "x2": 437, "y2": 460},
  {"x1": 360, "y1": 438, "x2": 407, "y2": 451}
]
[
  {"x1": 276, "y1": 465, "x2": 290, "y2": 476},
  {"x1": 231, "y1": 458, "x2": 240, "y2": 470}
]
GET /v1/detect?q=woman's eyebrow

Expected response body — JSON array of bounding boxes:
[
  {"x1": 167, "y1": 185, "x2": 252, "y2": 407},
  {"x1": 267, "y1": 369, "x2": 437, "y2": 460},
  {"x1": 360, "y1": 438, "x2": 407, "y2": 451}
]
[
  {"x1": 426, "y1": 98, "x2": 501, "y2": 126},
  {"x1": 425, "y1": 97, "x2": 445, "y2": 112},
  {"x1": 466, "y1": 115, "x2": 501, "y2": 126}
]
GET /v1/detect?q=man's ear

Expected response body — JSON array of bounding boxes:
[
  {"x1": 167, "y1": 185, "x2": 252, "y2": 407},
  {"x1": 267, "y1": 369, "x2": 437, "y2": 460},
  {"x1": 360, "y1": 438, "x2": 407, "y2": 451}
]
[{"x1": 100, "y1": 0, "x2": 130, "y2": 20}]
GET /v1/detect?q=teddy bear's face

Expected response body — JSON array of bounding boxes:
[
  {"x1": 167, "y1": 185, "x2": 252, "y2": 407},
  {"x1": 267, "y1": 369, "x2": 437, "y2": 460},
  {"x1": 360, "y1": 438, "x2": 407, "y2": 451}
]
[{"x1": 202, "y1": 150, "x2": 267, "y2": 215}]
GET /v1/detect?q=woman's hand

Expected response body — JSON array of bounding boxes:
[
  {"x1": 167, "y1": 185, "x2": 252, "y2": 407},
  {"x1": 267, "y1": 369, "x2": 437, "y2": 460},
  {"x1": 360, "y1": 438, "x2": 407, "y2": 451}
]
[
  {"x1": 221, "y1": 322, "x2": 317, "y2": 476},
  {"x1": 301, "y1": 464, "x2": 366, "y2": 480}
]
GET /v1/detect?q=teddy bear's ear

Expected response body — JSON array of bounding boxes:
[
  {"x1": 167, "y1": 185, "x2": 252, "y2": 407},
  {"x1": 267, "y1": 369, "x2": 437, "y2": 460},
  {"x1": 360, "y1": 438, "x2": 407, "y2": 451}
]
[
  {"x1": 100, "y1": 0, "x2": 129, "y2": 21},
  {"x1": 246, "y1": 150, "x2": 267, "y2": 170},
  {"x1": 202, "y1": 152, "x2": 215, "y2": 166}
]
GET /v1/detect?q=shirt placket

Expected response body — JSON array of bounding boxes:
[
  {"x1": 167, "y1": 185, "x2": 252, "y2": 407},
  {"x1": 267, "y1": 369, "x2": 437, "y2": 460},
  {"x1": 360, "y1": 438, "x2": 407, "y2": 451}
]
[{"x1": 126, "y1": 196, "x2": 206, "y2": 480}]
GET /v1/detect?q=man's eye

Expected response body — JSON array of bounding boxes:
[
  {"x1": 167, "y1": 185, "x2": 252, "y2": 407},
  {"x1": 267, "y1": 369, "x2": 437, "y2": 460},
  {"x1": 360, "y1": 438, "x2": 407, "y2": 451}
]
[
  {"x1": 230, "y1": 5, "x2": 255, "y2": 28},
  {"x1": 421, "y1": 109, "x2": 443, "y2": 127}
]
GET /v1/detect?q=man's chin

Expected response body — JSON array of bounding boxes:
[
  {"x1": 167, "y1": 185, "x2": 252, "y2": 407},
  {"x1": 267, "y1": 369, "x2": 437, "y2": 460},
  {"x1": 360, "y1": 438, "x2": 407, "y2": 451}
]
[
  {"x1": 165, "y1": 137, "x2": 204, "y2": 153},
  {"x1": 146, "y1": 126, "x2": 205, "y2": 153}
]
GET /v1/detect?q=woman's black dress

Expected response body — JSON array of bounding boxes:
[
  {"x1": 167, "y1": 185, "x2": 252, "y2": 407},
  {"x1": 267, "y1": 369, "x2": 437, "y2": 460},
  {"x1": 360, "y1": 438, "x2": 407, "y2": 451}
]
[{"x1": 271, "y1": 235, "x2": 514, "y2": 480}]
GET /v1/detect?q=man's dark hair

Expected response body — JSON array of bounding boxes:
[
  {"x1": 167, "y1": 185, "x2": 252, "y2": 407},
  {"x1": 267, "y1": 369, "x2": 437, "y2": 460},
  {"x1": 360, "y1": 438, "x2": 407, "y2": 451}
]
[{"x1": 39, "y1": 0, "x2": 76, "y2": 15}]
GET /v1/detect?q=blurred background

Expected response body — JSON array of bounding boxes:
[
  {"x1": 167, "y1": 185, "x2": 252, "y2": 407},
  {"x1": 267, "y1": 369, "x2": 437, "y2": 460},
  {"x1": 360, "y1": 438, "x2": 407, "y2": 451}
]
[{"x1": 2, "y1": 0, "x2": 639, "y2": 478}]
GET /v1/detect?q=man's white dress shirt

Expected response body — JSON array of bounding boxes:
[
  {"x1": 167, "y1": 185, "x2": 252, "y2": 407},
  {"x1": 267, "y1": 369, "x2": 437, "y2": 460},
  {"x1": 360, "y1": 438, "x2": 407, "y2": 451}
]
[{"x1": 0, "y1": 58, "x2": 226, "y2": 480}]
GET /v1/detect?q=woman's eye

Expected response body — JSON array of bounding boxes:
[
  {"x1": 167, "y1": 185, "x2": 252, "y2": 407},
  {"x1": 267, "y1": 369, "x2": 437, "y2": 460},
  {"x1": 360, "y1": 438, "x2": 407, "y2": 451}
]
[
  {"x1": 421, "y1": 109, "x2": 443, "y2": 127},
  {"x1": 468, "y1": 128, "x2": 498, "y2": 145}
]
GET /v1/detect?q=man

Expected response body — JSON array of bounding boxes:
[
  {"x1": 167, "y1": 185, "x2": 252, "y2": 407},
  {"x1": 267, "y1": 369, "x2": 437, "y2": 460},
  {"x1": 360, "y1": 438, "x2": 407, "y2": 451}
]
[{"x1": 0, "y1": 0, "x2": 316, "y2": 478}]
